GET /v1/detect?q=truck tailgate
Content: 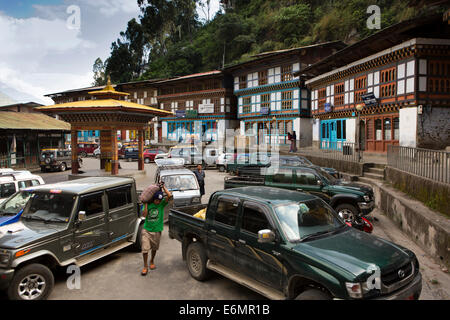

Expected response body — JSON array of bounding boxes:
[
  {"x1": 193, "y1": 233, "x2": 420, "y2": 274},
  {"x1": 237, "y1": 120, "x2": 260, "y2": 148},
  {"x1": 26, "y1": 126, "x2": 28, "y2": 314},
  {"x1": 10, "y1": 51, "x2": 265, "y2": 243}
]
[{"x1": 168, "y1": 204, "x2": 207, "y2": 241}]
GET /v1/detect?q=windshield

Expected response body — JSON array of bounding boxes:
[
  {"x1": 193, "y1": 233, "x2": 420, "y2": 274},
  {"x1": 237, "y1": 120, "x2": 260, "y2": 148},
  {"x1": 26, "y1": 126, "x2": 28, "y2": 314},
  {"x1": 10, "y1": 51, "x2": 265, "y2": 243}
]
[
  {"x1": 161, "y1": 174, "x2": 199, "y2": 191},
  {"x1": 274, "y1": 199, "x2": 344, "y2": 242},
  {"x1": 21, "y1": 192, "x2": 75, "y2": 223},
  {"x1": 0, "y1": 191, "x2": 32, "y2": 216},
  {"x1": 318, "y1": 168, "x2": 338, "y2": 184}
]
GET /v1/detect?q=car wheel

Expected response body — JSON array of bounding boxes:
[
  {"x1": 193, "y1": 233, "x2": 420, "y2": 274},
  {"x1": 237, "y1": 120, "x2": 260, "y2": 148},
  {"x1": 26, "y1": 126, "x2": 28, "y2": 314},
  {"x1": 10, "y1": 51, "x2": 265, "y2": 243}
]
[
  {"x1": 40, "y1": 166, "x2": 47, "y2": 173},
  {"x1": 336, "y1": 204, "x2": 358, "y2": 223},
  {"x1": 59, "y1": 163, "x2": 66, "y2": 172},
  {"x1": 186, "y1": 242, "x2": 211, "y2": 281},
  {"x1": 295, "y1": 288, "x2": 331, "y2": 300},
  {"x1": 218, "y1": 165, "x2": 225, "y2": 172},
  {"x1": 144, "y1": 158, "x2": 150, "y2": 164},
  {"x1": 8, "y1": 264, "x2": 54, "y2": 300},
  {"x1": 80, "y1": 152, "x2": 87, "y2": 158}
]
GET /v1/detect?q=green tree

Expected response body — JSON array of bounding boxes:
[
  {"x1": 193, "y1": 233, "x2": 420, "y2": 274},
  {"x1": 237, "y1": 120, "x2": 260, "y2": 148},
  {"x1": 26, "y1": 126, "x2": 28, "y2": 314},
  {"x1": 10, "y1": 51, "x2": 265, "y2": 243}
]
[{"x1": 92, "y1": 58, "x2": 106, "y2": 86}]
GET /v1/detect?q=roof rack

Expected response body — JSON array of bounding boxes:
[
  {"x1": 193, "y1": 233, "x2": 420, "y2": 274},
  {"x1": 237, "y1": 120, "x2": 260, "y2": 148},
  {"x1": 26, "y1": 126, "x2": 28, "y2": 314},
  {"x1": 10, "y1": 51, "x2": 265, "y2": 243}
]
[{"x1": 0, "y1": 170, "x2": 33, "y2": 180}]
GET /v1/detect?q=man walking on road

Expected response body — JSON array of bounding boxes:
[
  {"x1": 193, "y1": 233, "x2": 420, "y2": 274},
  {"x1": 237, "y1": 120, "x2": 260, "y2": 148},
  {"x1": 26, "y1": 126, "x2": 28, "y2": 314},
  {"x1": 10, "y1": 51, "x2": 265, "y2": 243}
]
[
  {"x1": 141, "y1": 182, "x2": 172, "y2": 276},
  {"x1": 193, "y1": 164, "x2": 205, "y2": 202}
]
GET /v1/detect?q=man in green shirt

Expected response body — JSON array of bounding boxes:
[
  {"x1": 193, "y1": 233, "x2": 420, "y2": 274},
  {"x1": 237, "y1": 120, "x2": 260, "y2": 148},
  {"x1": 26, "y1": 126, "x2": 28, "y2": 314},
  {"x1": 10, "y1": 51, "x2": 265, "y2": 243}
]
[{"x1": 141, "y1": 183, "x2": 172, "y2": 276}]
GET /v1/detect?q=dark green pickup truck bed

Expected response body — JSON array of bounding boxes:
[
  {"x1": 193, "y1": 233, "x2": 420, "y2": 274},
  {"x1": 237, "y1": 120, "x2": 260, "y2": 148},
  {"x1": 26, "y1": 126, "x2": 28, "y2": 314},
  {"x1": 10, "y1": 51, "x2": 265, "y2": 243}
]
[{"x1": 168, "y1": 204, "x2": 208, "y2": 243}]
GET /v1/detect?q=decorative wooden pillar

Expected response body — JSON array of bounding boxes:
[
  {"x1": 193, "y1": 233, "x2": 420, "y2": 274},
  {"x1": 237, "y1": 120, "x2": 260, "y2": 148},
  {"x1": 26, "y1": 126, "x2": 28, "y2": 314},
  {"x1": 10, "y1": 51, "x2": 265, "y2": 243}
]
[
  {"x1": 111, "y1": 129, "x2": 119, "y2": 175},
  {"x1": 71, "y1": 130, "x2": 79, "y2": 174},
  {"x1": 138, "y1": 128, "x2": 144, "y2": 171}
]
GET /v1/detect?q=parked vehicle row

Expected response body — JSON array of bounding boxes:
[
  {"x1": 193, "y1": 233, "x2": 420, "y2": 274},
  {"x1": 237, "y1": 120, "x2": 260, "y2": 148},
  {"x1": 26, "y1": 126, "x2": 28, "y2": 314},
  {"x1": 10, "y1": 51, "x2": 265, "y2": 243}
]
[{"x1": 0, "y1": 170, "x2": 44, "y2": 205}]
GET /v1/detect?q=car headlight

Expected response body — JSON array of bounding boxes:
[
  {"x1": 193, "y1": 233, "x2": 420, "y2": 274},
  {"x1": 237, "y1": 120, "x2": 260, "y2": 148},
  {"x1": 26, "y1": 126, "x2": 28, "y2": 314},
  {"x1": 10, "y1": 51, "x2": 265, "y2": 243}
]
[
  {"x1": 0, "y1": 252, "x2": 11, "y2": 266},
  {"x1": 363, "y1": 195, "x2": 371, "y2": 202},
  {"x1": 192, "y1": 197, "x2": 201, "y2": 203}
]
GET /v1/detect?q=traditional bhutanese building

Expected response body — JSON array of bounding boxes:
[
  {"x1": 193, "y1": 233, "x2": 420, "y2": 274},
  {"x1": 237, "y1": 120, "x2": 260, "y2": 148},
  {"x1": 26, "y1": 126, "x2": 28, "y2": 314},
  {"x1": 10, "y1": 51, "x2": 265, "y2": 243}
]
[
  {"x1": 223, "y1": 41, "x2": 346, "y2": 148},
  {"x1": 45, "y1": 79, "x2": 161, "y2": 143},
  {"x1": 153, "y1": 71, "x2": 238, "y2": 143},
  {"x1": 303, "y1": 14, "x2": 450, "y2": 152}
]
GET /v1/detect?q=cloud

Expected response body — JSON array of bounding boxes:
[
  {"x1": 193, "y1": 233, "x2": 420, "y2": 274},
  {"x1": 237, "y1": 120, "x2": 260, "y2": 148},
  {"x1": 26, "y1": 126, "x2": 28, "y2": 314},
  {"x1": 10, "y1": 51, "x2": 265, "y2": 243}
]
[{"x1": 0, "y1": 1, "x2": 140, "y2": 103}]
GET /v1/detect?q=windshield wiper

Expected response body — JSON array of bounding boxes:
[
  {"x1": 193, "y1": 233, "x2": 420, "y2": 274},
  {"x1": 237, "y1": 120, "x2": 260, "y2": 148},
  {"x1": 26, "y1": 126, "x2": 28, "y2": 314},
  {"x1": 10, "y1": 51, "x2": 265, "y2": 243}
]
[
  {"x1": 44, "y1": 217, "x2": 67, "y2": 223},
  {"x1": 299, "y1": 230, "x2": 334, "y2": 242},
  {"x1": 22, "y1": 215, "x2": 46, "y2": 222}
]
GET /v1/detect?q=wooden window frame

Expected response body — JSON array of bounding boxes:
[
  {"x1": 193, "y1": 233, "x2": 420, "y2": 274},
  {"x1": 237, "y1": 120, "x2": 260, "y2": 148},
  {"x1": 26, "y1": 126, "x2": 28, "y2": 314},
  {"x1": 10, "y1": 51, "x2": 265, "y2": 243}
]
[{"x1": 258, "y1": 70, "x2": 268, "y2": 86}]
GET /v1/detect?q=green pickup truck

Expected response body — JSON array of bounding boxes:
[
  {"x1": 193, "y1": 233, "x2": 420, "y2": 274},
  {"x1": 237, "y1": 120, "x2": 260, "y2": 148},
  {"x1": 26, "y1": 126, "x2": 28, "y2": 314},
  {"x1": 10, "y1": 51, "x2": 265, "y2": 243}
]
[
  {"x1": 0, "y1": 177, "x2": 144, "y2": 300},
  {"x1": 169, "y1": 187, "x2": 422, "y2": 300},
  {"x1": 224, "y1": 165, "x2": 374, "y2": 221}
]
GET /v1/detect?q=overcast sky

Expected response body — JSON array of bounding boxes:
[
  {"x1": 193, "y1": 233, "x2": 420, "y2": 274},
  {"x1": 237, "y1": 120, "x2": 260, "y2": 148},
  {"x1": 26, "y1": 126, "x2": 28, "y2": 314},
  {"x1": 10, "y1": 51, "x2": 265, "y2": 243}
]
[{"x1": 0, "y1": 0, "x2": 220, "y2": 105}]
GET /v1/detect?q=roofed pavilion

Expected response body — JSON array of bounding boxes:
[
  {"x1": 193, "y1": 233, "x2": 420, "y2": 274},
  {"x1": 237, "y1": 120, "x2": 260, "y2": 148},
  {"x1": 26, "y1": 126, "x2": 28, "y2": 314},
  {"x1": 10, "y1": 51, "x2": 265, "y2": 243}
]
[{"x1": 36, "y1": 78, "x2": 173, "y2": 175}]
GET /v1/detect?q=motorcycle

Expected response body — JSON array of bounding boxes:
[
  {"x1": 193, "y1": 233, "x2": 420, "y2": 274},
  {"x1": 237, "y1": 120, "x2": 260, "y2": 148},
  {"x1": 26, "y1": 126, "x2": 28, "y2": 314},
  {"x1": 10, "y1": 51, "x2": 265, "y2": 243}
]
[{"x1": 340, "y1": 212, "x2": 374, "y2": 233}]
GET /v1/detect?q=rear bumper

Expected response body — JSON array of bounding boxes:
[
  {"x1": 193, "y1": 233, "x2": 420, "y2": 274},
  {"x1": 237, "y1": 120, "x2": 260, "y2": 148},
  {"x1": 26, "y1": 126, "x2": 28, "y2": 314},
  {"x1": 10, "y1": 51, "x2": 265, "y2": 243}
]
[
  {"x1": 0, "y1": 268, "x2": 15, "y2": 291},
  {"x1": 374, "y1": 272, "x2": 422, "y2": 300}
]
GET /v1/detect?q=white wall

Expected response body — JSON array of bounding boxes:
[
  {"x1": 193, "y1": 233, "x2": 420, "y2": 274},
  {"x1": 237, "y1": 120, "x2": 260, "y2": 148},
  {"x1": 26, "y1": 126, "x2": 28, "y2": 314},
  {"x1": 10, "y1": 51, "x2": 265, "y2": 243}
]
[
  {"x1": 162, "y1": 121, "x2": 168, "y2": 140},
  {"x1": 346, "y1": 118, "x2": 356, "y2": 143},
  {"x1": 240, "y1": 121, "x2": 245, "y2": 135},
  {"x1": 312, "y1": 118, "x2": 320, "y2": 143},
  {"x1": 400, "y1": 107, "x2": 418, "y2": 147}
]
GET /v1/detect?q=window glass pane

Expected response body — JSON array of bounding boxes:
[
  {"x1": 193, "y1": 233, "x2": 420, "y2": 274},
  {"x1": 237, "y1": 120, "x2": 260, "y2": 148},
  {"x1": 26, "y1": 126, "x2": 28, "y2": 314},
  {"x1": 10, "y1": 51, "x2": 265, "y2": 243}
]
[
  {"x1": 107, "y1": 185, "x2": 132, "y2": 210},
  {"x1": 1, "y1": 183, "x2": 16, "y2": 198},
  {"x1": 214, "y1": 200, "x2": 239, "y2": 227},
  {"x1": 297, "y1": 171, "x2": 319, "y2": 185},
  {"x1": 79, "y1": 193, "x2": 103, "y2": 216},
  {"x1": 393, "y1": 118, "x2": 400, "y2": 140},
  {"x1": 18, "y1": 181, "x2": 27, "y2": 189},
  {"x1": 384, "y1": 118, "x2": 392, "y2": 140},
  {"x1": 272, "y1": 169, "x2": 294, "y2": 184},
  {"x1": 337, "y1": 120, "x2": 342, "y2": 139},
  {"x1": 242, "y1": 206, "x2": 270, "y2": 235},
  {"x1": 342, "y1": 120, "x2": 346, "y2": 139},
  {"x1": 375, "y1": 119, "x2": 382, "y2": 141},
  {"x1": 31, "y1": 180, "x2": 41, "y2": 186}
]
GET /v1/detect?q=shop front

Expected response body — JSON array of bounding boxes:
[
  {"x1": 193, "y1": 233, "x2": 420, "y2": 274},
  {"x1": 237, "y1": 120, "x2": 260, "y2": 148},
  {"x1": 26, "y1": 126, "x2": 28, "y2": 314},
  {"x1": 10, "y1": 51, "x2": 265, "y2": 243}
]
[
  {"x1": 165, "y1": 111, "x2": 219, "y2": 142},
  {"x1": 363, "y1": 113, "x2": 399, "y2": 152},
  {"x1": 320, "y1": 118, "x2": 347, "y2": 150},
  {"x1": 243, "y1": 117, "x2": 294, "y2": 146}
]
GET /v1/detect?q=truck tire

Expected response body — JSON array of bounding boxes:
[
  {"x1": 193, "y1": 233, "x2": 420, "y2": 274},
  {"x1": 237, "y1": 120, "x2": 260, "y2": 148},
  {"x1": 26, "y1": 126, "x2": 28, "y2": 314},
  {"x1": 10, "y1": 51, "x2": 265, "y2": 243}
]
[
  {"x1": 295, "y1": 288, "x2": 331, "y2": 300},
  {"x1": 40, "y1": 166, "x2": 47, "y2": 173},
  {"x1": 144, "y1": 158, "x2": 150, "y2": 164},
  {"x1": 218, "y1": 165, "x2": 225, "y2": 172},
  {"x1": 8, "y1": 263, "x2": 54, "y2": 300},
  {"x1": 59, "y1": 162, "x2": 66, "y2": 172},
  {"x1": 186, "y1": 242, "x2": 211, "y2": 281},
  {"x1": 335, "y1": 203, "x2": 358, "y2": 223}
]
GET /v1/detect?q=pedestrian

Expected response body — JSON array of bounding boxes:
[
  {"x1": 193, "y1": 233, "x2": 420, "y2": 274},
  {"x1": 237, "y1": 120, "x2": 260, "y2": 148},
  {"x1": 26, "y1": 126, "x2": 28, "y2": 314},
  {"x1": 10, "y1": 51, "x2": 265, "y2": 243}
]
[
  {"x1": 141, "y1": 182, "x2": 172, "y2": 276},
  {"x1": 193, "y1": 164, "x2": 205, "y2": 202},
  {"x1": 291, "y1": 131, "x2": 297, "y2": 153},
  {"x1": 287, "y1": 132, "x2": 293, "y2": 152}
]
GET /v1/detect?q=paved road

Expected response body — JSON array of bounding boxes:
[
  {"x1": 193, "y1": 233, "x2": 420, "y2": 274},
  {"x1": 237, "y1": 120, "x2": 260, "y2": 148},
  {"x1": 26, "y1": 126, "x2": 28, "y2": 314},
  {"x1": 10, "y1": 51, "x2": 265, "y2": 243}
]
[{"x1": 2, "y1": 158, "x2": 449, "y2": 300}]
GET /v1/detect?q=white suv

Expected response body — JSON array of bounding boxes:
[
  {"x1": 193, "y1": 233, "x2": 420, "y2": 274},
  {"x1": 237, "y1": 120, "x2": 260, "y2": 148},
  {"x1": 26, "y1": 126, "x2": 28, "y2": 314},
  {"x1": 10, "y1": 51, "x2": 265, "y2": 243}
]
[{"x1": 0, "y1": 169, "x2": 45, "y2": 204}]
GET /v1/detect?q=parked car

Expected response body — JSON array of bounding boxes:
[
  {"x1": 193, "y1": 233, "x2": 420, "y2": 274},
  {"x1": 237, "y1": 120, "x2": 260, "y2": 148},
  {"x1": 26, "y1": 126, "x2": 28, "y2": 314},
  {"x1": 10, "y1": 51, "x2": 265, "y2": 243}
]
[
  {"x1": 40, "y1": 148, "x2": 76, "y2": 172},
  {"x1": 272, "y1": 155, "x2": 340, "y2": 178},
  {"x1": 93, "y1": 146, "x2": 101, "y2": 158},
  {"x1": 224, "y1": 164, "x2": 374, "y2": 222},
  {"x1": 144, "y1": 149, "x2": 165, "y2": 163},
  {"x1": 0, "y1": 190, "x2": 33, "y2": 226},
  {"x1": 169, "y1": 146, "x2": 205, "y2": 168},
  {"x1": 226, "y1": 152, "x2": 271, "y2": 175},
  {"x1": 154, "y1": 158, "x2": 201, "y2": 222},
  {"x1": 77, "y1": 143, "x2": 98, "y2": 157},
  {"x1": 169, "y1": 186, "x2": 422, "y2": 300},
  {"x1": 0, "y1": 170, "x2": 44, "y2": 205},
  {"x1": 0, "y1": 176, "x2": 144, "y2": 300},
  {"x1": 215, "y1": 152, "x2": 236, "y2": 172},
  {"x1": 124, "y1": 147, "x2": 139, "y2": 161}
]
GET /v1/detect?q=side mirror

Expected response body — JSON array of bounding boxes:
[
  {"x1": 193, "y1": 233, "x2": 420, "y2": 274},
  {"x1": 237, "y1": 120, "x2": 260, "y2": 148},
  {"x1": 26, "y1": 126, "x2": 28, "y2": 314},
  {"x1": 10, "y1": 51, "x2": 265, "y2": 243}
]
[
  {"x1": 258, "y1": 229, "x2": 276, "y2": 243},
  {"x1": 78, "y1": 211, "x2": 86, "y2": 222}
]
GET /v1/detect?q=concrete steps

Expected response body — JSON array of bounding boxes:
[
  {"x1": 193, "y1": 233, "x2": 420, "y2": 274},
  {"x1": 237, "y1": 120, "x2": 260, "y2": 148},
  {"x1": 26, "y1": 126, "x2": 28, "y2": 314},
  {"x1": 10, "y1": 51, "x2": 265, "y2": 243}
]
[{"x1": 362, "y1": 163, "x2": 386, "y2": 181}]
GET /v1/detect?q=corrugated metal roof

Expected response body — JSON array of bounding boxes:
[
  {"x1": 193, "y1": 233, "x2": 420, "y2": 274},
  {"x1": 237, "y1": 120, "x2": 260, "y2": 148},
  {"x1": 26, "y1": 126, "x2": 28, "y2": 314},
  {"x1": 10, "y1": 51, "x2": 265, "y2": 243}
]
[{"x1": 0, "y1": 111, "x2": 70, "y2": 130}]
